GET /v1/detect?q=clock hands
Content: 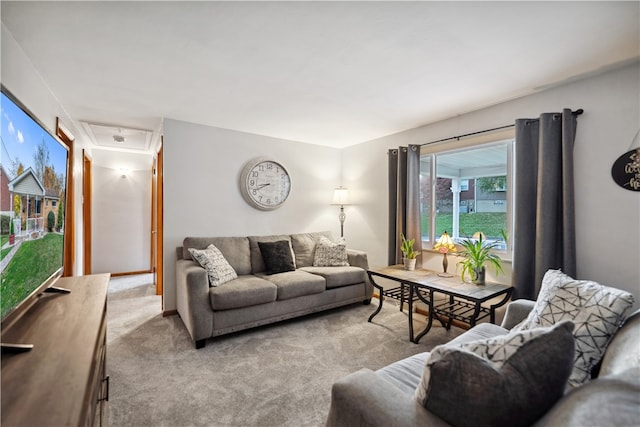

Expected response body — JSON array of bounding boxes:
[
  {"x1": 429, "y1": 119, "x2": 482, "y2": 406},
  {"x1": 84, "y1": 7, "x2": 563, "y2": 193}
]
[{"x1": 256, "y1": 183, "x2": 271, "y2": 190}]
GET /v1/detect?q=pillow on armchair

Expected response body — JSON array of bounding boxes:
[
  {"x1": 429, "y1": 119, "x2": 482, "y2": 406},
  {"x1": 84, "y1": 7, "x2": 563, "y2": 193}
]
[
  {"x1": 514, "y1": 269, "x2": 634, "y2": 388},
  {"x1": 414, "y1": 321, "x2": 576, "y2": 427}
]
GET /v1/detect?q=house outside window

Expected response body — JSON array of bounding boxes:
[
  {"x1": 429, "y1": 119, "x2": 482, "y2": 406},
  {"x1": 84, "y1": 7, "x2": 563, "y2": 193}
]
[{"x1": 419, "y1": 130, "x2": 515, "y2": 256}]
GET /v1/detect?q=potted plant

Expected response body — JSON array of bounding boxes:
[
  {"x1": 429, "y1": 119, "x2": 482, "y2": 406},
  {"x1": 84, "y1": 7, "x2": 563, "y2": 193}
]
[
  {"x1": 400, "y1": 233, "x2": 418, "y2": 270},
  {"x1": 457, "y1": 232, "x2": 504, "y2": 285}
]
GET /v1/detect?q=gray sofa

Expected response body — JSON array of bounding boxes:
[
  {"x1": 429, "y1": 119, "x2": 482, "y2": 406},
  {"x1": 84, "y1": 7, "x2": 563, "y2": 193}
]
[
  {"x1": 176, "y1": 232, "x2": 373, "y2": 348},
  {"x1": 326, "y1": 300, "x2": 640, "y2": 426}
]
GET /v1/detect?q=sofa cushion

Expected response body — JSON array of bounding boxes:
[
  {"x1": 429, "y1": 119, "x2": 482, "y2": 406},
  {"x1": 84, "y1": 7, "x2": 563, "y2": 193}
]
[
  {"x1": 188, "y1": 244, "x2": 238, "y2": 287},
  {"x1": 258, "y1": 240, "x2": 296, "y2": 274},
  {"x1": 515, "y1": 269, "x2": 635, "y2": 388},
  {"x1": 248, "y1": 235, "x2": 292, "y2": 274},
  {"x1": 415, "y1": 321, "x2": 575, "y2": 427},
  {"x1": 599, "y1": 309, "x2": 640, "y2": 377},
  {"x1": 377, "y1": 352, "x2": 429, "y2": 396},
  {"x1": 209, "y1": 276, "x2": 277, "y2": 310},
  {"x1": 257, "y1": 270, "x2": 325, "y2": 300},
  {"x1": 534, "y1": 368, "x2": 640, "y2": 427},
  {"x1": 446, "y1": 322, "x2": 509, "y2": 345},
  {"x1": 290, "y1": 231, "x2": 333, "y2": 267},
  {"x1": 313, "y1": 236, "x2": 349, "y2": 267},
  {"x1": 183, "y1": 237, "x2": 252, "y2": 275},
  {"x1": 299, "y1": 266, "x2": 365, "y2": 289},
  {"x1": 375, "y1": 323, "x2": 510, "y2": 397}
]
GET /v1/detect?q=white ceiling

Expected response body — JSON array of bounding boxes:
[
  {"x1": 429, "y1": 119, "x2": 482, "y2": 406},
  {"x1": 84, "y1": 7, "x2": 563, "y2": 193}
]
[{"x1": 1, "y1": 1, "x2": 638, "y2": 150}]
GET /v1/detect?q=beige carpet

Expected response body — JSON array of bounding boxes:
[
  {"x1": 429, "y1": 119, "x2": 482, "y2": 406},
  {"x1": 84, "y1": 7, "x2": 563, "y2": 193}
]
[{"x1": 106, "y1": 275, "x2": 464, "y2": 427}]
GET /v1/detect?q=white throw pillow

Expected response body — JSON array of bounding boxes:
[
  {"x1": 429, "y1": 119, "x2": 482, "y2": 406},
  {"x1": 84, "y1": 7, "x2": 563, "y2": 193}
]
[
  {"x1": 188, "y1": 244, "x2": 238, "y2": 287},
  {"x1": 514, "y1": 269, "x2": 634, "y2": 388},
  {"x1": 312, "y1": 236, "x2": 349, "y2": 267}
]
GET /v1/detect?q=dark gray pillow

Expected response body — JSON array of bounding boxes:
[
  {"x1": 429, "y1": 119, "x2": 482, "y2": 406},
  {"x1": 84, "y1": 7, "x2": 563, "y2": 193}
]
[
  {"x1": 258, "y1": 240, "x2": 296, "y2": 274},
  {"x1": 415, "y1": 321, "x2": 575, "y2": 427}
]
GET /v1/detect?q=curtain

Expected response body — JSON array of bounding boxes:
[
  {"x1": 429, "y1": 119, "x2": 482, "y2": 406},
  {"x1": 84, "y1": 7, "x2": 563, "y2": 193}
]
[
  {"x1": 388, "y1": 145, "x2": 422, "y2": 266},
  {"x1": 512, "y1": 109, "x2": 579, "y2": 299}
]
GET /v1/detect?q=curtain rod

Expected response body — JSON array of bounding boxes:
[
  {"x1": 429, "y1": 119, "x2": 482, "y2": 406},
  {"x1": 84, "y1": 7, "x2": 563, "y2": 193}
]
[{"x1": 419, "y1": 109, "x2": 584, "y2": 147}]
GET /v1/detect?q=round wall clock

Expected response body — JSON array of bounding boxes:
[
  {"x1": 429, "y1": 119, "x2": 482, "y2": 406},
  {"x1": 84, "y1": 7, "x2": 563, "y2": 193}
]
[{"x1": 240, "y1": 158, "x2": 292, "y2": 210}]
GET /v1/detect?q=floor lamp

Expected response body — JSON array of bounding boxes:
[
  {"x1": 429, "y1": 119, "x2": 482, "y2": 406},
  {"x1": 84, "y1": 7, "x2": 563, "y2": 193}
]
[{"x1": 331, "y1": 187, "x2": 350, "y2": 238}]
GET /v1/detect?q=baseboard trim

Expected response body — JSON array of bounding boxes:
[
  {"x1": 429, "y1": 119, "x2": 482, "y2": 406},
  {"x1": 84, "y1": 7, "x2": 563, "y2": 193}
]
[
  {"x1": 163, "y1": 309, "x2": 178, "y2": 317},
  {"x1": 111, "y1": 269, "x2": 152, "y2": 277}
]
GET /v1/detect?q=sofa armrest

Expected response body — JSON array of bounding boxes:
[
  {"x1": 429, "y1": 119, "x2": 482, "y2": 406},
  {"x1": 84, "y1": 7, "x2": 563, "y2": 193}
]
[
  {"x1": 346, "y1": 249, "x2": 369, "y2": 270},
  {"x1": 176, "y1": 259, "x2": 214, "y2": 343},
  {"x1": 500, "y1": 299, "x2": 536, "y2": 329},
  {"x1": 325, "y1": 369, "x2": 450, "y2": 427},
  {"x1": 347, "y1": 249, "x2": 373, "y2": 293}
]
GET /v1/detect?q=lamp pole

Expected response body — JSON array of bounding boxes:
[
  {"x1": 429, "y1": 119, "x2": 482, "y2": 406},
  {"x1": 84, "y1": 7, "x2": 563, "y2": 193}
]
[{"x1": 338, "y1": 205, "x2": 346, "y2": 238}]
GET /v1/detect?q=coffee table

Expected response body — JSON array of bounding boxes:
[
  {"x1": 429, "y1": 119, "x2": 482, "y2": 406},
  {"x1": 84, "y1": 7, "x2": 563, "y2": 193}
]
[{"x1": 367, "y1": 265, "x2": 513, "y2": 343}]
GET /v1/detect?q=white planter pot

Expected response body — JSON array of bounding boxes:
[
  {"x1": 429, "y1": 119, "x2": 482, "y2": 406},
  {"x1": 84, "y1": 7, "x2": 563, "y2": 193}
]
[{"x1": 403, "y1": 258, "x2": 416, "y2": 271}]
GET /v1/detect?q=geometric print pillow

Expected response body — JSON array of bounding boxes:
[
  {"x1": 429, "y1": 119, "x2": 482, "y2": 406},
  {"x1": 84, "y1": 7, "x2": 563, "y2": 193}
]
[
  {"x1": 313, "y1": 236, "x2": 349, "y2": 267},
  {"x1": 414, "y1": 321, "x2": 576, "y2": 427},
  {"x1": 515, "y1": 269, "x2": 634, "y2": 388},
  {"x1": 188, "y1": 244, "x2": 238, "y2": 287}
]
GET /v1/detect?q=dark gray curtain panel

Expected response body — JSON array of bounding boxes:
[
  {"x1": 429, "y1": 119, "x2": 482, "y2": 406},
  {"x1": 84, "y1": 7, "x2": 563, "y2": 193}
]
[
  {"x1": 512, "y1": 109, "x2": 579, "y2": 299},
  {"x1": 388, "y1": 145, "x2": 422, "y2": 266}
]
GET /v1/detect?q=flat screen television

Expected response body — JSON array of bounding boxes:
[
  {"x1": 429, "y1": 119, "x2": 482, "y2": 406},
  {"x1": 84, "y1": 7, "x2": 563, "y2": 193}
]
[{"x1": 0, "y1": 86, "x2": 70, "y2": 350}]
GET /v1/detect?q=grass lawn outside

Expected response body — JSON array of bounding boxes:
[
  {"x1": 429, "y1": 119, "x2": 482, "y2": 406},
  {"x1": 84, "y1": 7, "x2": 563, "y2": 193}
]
[
  {"x1": 0, "y1": 233, "x2": 64, "y2": 318},
  {"x1": 421, "y1": 212, "x2": 507, "y2": 241}
]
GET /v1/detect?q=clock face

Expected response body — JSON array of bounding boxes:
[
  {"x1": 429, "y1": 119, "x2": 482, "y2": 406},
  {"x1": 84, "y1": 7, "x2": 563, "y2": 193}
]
[{"x1": 240, "y1": 158, "x2": 291, "y2": 210}]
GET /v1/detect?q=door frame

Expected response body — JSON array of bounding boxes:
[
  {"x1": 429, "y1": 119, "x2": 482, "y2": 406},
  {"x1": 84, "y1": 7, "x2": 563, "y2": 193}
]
[{"x1": 82, "y1": 150, "x2": 92, "y2": 275}]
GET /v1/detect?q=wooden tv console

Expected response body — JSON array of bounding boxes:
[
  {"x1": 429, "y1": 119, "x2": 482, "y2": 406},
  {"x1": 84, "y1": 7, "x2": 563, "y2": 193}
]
[{"x1": 1, "y1": 274, "x2": 110, "y2": 426}]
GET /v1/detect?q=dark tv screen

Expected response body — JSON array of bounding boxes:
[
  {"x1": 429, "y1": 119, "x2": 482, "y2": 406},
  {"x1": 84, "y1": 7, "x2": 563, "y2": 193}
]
[{"x1": 0, "y1": 87, "x2": 69, "y2": 325}]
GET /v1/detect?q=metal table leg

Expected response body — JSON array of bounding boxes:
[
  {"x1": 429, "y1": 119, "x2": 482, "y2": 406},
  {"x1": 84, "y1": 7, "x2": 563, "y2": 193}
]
[
  {"x1": 367, "y1": 272, "x2": 385, "y2": 322},
  {"x1": 412, "y1": 287, "x2": 435, "y2": 344},
  {"x1": 489, "y1": 288, "x2": 513, "y2": 324}
]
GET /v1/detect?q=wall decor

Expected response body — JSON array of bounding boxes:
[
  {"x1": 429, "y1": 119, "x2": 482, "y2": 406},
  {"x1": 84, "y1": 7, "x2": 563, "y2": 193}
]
[
  {"x1": 240, "y1": 158, "x2": 291, "y2": 210},
  {"x1": 611, "y1": 130, "x2": 640, "y2": 192}
]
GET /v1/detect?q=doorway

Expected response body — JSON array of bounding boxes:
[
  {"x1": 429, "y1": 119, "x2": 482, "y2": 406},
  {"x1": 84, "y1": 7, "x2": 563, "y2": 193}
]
[{"x1": 83, "y1": 150, "x2": 92, "y2": 274}]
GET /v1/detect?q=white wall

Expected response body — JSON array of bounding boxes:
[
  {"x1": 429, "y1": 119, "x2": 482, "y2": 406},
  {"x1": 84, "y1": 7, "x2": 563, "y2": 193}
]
[
  {"x1": 91, "y1": 149, "x2": 152, "y2": 274},
  {"x1": 162, "y1": 119, "x2": 343, "y2": 311},
  {"x1": 343, "y1": 62, "x2": 640, "y2": 308},
  {"x1": 1, "y1": 24, "x2": 88, "y2": 275}
]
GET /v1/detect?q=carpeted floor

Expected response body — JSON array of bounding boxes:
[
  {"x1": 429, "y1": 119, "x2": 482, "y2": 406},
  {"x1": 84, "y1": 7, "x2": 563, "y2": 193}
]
[{"x1": 106, "y1": 274, "x2": 465, "y2": 427}]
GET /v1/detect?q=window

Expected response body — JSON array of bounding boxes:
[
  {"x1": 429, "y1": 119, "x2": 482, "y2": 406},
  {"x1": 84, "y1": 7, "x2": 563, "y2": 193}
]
[{"x1": 419, "y1": 131, "x2": 514, "y2": 255}]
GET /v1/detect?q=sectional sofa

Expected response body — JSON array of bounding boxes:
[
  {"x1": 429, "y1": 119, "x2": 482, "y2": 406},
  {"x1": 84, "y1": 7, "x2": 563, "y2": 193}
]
[
  {"x1": 176, "y1": 231, "x2": 373, "y2": 348},
  {"x1": 327, "y1": 270, "x2": 638, "y2": 426}
]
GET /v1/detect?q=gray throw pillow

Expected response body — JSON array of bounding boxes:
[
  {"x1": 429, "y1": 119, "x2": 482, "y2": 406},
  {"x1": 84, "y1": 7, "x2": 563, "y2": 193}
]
[
  {"x1": 258, "y1": 240, "x2": 296, "y2": 274},
  {"x1": 514, "y1": 269, "x2": 635, "y2": 388},
  {"x1": 188, "y1": 244, "x2": 238, "y2": 287},
  {"x1": 414, "y1": 321, "x2": 575, "y2": 427}
]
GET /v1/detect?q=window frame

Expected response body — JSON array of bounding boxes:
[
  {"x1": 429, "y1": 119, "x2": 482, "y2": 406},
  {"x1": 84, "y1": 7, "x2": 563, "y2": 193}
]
[{"x1": 419, "y1": 128, "x2": 515, "y2": 259}]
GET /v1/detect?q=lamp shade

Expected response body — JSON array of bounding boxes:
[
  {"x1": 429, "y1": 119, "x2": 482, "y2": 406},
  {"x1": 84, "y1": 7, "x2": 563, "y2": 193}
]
[
  {"x1": 331, "y1": 187, "x2": 350, "y2": 205},
  {"x1": 434, "y1": 231, "x2": 456, "y2": 253}
]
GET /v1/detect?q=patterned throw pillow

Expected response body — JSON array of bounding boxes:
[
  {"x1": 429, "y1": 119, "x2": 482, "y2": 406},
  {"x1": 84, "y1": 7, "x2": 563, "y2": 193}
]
[
  {"x1": 188, "y1": 244, "x2": 238, "y2": 287},
  {"x1": 515, "y1": 269, "x2": 634, "y2": 388},
  {"x1": 312, "y1": 236, "x2": 349, "y2": 267},
  {"x1": 414, "y1": 321, "x2": 576, "y2": 427}
]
